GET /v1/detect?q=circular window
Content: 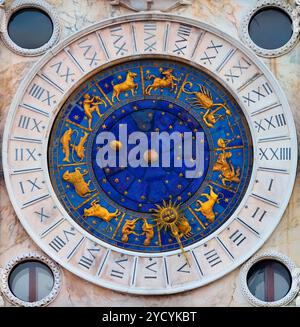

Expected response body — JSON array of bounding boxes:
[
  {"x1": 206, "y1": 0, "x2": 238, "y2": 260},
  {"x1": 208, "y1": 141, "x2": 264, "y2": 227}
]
[
  {"x1": 0, "y1": 253, "x2": 61, "y2": 306},
  {"x1": 240, "y1": 251, "x2": 300, "y2": 307},
  {"x1": 240, "y1": 1, "x2": 300, "y2": 57},
  {"x1": 248, "y1": 8, "x2": 293, "y2": 50},
  {"x1": 247, "y1": 259, "x2": 292, "y2": 302},
  {"x1": 8, "y1": 8, "x2": 53, "y2": 50},
  {"x1": 8, "y1": 260, "x2": 54, "y2": 303},
  {"x1": 0, "y1": 1, "x2": 60, "y2": 56}
]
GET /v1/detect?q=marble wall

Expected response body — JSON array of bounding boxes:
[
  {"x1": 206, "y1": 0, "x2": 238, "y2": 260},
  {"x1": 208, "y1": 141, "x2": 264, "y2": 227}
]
[{"x1": 0, "y1": 0, "x2": 299, "y2": 306}]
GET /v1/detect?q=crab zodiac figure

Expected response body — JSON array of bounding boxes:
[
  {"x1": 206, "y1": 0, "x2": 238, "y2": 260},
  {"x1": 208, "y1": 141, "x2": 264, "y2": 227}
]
[
  {"x1": 213, "y1": 138, "x2": 240, "y2": 186},
  {"x1": 145, "y1": 68, "x2": 181, "y2": 95},
  {"x1": 111, "y1": 71, "x2": 138, "y2": 102},
  {"x1": 83, "y1": 94, "x2": 106, "y2": 131},
  {"x1": 183, "y1": 82, "x2": 231, "y2": 128}
]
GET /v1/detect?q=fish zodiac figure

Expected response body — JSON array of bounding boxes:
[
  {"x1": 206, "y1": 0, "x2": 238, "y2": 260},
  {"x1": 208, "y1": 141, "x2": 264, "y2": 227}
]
[
  {"x1": 84, "y1": 200, "x2": 121, "y2": 222},
  {"x1": 183, "y1": 82, "x2": 231, "y2": 128},
  {"x1": 145, "y1": 68, "x2": 181, "y2": 95},
  {"x1": 213, "y1": 138, "x2": 240, "y2": 186},
  {"x1": 72, "y1": 132, "x2": 88, "y2": 161},
  {"x1": 62, "y1": 168, "x2": 94, "y2": 197},
  {"x1": 111, "y1": 71, "x2": 138, "y2": 102},
  {"x1": 83, "y1": 94, "x2": 106, "y2": 131},
  {"x1": 195, "y1": 185, "x2": 219, "y2": 223},
  {"x1": 60, "y1": 128, "x2": 73, "y2": 162}
]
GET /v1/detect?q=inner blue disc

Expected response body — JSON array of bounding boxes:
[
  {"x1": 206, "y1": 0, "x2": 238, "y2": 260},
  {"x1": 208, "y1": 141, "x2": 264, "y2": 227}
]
[{"x1": 90, "y1": 99, "x2": 210, "y2": 213}]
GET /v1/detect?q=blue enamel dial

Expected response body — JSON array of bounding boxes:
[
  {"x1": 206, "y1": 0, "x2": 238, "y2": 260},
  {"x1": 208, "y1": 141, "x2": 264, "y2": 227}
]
[{"x1": 48, "y1": 59, "x2": 253, "y2": 253}]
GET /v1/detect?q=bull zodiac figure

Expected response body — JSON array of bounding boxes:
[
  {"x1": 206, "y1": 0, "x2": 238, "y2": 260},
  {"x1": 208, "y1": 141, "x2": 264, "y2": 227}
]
[
  {"x1": 111, "y1": 71, "x2": 138, "y2": 102},
  {"x1": 183, "y1": 82, "x2": 231, "y2": 128},
  {"x1": 83, "y1": 200, "x2": 121, "y2": 223},
  {"x1": 83, "y1": 94, "x2": 106, "y2": 131},
  {"x1": 62, "y1": 168, "x2": 95, "y2": 197},
  {"x1": 195, "y1": 185, "x2": 221, "y2": 223},
  {"x1": 213, "y1": 138, "x2": 240, "y2": 186},
  {"x1": 145, "y1": 68, "x2": 181, "y2": 95}
]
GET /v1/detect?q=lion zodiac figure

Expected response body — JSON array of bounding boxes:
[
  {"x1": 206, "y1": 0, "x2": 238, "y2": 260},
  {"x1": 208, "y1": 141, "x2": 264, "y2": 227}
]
[
  {"x1": 111, "y1": 71, "x2": 138, "y2": 102},
  {"x1": 183, "y1": 82, "x2": 231, "y2": 128},
  {"x1": 195, "y1": 185, "x2": 220, "y2": 223},
  {"x1": 145, "y1": 68, "x2": 181, "y2": 95}
]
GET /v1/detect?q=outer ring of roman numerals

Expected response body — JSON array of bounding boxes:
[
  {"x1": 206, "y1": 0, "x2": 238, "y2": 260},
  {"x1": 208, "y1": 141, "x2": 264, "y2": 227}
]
[{"x1": 2, "y1": 13, "x2": 297, "y2": 294}]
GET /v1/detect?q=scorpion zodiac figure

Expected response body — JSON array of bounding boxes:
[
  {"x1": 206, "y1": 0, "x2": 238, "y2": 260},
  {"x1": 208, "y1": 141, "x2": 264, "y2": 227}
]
[
  {"x1": 183, "y1": 82, "x2": 231, "y2": 128},
  {"x1": 145, "y1": 68, "x2": 181, "y2": 95},
  {"x1": 213, "y1": 138, "x2": 240, "y2": 186},
  {"x1": 195, "y1": 185, "x2": 221, "y2": 223}
]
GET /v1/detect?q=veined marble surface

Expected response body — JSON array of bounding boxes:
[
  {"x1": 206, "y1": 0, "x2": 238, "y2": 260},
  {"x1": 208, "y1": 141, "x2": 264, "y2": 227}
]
[{"x1": 0, "y1": 0, "x2": 299, "y2": 306}]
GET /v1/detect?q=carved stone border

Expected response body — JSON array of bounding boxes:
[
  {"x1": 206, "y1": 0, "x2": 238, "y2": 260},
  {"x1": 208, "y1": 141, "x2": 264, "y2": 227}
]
[
  {"x1": 0, "y1": 252, "x2": 61, "y2": 307},
  {"x1": 0, "y1": 0, "x2": 61, "y2": 56},
  {"x1": 240, "y1": 0, "x2": 300, "y2": 58},
  {"x1": 240, "y1": 250, "x2": 300, "y2": 307}
]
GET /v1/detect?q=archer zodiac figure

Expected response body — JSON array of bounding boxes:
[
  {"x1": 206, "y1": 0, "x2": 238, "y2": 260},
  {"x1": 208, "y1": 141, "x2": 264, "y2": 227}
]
[
  {"x1": 83, "y1": 94, "x2": 106, "y2": 131},
  {"x1": 141, "y1": 219, "x2": 154, "y2": 246},
  {"x1": 83, "y1": 200, "x2": 121, "y2": 222},
  {"x1": 72, "y1": 132, "x2": 88, "y2": 161},
  {"x1": 195, "y1": 185, "x2": 220, "y2": 223},
  {"x1": 145, "y1": 68, "x2": 181, "y2": 95},
  {"x1": 62, "y1": 168, "x2": 95, "y2": 197},
  {"x1": 60, "y1": 128, "x2": 73, "y2": 162},
  {"x1": 111, "y1": 71, "x2": 138, "y2": 102},
  {"x1": 213, "y1": 138, "x2": 240, "y2": 186},
  {"x1": 121, "y1": 218, "x2": 140, "y2": 243},
  {"x1": 182, "y1": 82, "x2": 231, "y2": 128}
]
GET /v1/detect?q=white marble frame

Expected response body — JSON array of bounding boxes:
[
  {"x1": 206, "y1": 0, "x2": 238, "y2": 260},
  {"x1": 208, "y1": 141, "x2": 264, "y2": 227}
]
[
  {"x1": 240, "y1": 0, "x2": 300, "y2": 58},
  {"x1": 0, "y1": 0, "x2": 61, "y2": 56},
  {"x1": 1, "y1": 13, "x2": 298, "y2": 294},
  {"x1": 0, "y1": 252, "x2": 62, "y2": 307},
  {"x1": 240, "y1": 250, "x2": 300, "y2": 307}
]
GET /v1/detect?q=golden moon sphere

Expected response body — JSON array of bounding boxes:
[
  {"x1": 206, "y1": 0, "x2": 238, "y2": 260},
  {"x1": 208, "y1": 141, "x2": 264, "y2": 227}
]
[
  {"x1": 143, "y1": 149, "x2": 159, "y2": 164},
  {"x1": 109, "y1": 140, "x2": 122, "y2": 151}
]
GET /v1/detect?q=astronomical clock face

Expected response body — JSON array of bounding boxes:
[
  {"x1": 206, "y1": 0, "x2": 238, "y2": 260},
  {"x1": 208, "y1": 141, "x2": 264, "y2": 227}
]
[{"x1": 3, "y1": 14, "x2": 297, "y2": 294}]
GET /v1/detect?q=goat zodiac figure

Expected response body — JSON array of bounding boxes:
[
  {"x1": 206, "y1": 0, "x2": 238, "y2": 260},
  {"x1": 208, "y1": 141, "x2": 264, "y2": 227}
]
[
  {"x1": 145, "y1": 68, "x2": 181, "y2": 95},
  {"x1": 111, "y1": 71, "x2": 138, "y2": 102},
  {"x1": 183, "y1": 82, "x2": 232, "y2": 128}
]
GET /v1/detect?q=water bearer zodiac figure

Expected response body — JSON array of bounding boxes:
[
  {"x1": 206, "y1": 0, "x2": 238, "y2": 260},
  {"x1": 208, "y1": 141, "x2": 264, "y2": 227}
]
[
  {"x1": 111, "y1": 71, "x2": 138, "y2": 102},
  {"x1": 145, "y1": 68, "x2": 181, "y2": 95},
  {"x1": 83, "y1": 94, "x2": 106, "y2": 131},
  {"x1": 182, "y1": 82, "x2": 232, "y2": 128},
  {"x1": 213, "y1": 138, "x2": 240, "y2": 186},
  {"x1": 60, "y1": 128, "x2": 73, "y2": 162}
]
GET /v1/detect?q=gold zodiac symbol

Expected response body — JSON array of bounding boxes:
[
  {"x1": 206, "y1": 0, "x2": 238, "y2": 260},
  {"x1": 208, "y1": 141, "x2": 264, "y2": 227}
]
[
  {"x1": 72, "y1": 132, "x2": 88, "y2": 161},
  {"x1": 60, "y1": 128, "x2": 73, "y2": 162},
  {"x1": 141, "y1": 219, "x2": 154, "y2": 246},
  {"x1": 83, "y1": 94, "x2": 106, "y2": 131},
  {"x1": 62, "y1": 167, "x2": 95, "y2": 197},
  {"x1": 121, "y1": 218, "x2": 140, "y2": 243},
  {"x1": 195, "y1": 185, "x2": 220, "y2": 223},
  {"x1": 182, "y1": 82, "x2": 231, "y2": 128},
  {"x1": 112, "y1": 71, "x2": 138, "y2": 102},
  {"x1": 145, "y1": 68, "x2": 181, "y2": 95},
  {"x1": 213, "y1": 138, "x2": 240, "y2": 186},
  {"x1": 83, "y1": 200, "x2": 121, "y2": 222}
]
